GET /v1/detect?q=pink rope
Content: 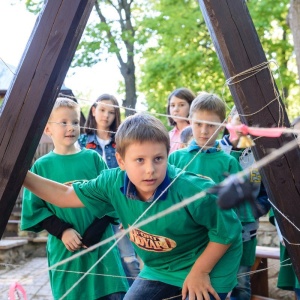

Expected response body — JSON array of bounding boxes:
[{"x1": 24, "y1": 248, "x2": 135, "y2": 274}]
[{"x1": 9, "y1": 282, "x2": 27, "y2": 300}]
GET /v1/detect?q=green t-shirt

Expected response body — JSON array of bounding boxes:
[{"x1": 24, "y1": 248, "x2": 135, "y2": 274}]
[
  {"x1": 73, "y1": 164, "x2": 242, "y2": 293},
  {"x1": 21, "y1": 149, "x2": 128, "y2": 299},
  {"x1": 168, "y1": 146, "x2": 255, "y2": 223},
  {"x1": 269, "y1": 209, "x2": 300, "y2": 290}
]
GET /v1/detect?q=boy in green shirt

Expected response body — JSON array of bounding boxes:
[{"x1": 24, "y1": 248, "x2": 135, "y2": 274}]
[
  {"x1": 169, "y1": 93, "x2": 256, "y2": 300},
  {"x1": 21, "y1": 98, "x2": 128, "y2": 299},
  {"x1": 23, "y1": 112, "x2": 242, "y2": 300},
  {"x1": 219, "y1": 106, "x2": 270, "y2": 300}
]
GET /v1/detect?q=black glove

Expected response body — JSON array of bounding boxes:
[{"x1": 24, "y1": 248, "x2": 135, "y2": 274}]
[
  {"x1": 207, "y1": 174, "x2": 256, "y2": 209},
  {"x1": 41, "y1": 215, "x2": 73, "y2": 239},
  {"x1": 81, "y1": 216, "x2": 118, "y2": 247}
]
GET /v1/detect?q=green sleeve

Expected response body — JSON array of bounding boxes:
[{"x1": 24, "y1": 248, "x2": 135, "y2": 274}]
[
  {"x1": 21, "y1": 164, "x2": 54, "y2": 232},
  {"x1": 73, "y1": 170, "x2": 116, "y2": 219}
]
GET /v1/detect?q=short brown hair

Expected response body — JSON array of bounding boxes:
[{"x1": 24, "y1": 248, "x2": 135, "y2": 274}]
[
  {"x1": 180, "y1": 126, "x2": 193, "y2": 144},
  {"x1": 190, "y1": 92, "x2": 226, "y2": 122},
  {"x1": 115, "y1": 113, "x2": 170, "y2": 157}
]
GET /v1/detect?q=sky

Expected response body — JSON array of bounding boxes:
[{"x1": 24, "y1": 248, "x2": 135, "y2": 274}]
[{"x1": 0, "y1": 1, "x2": 123, "y2": 106}]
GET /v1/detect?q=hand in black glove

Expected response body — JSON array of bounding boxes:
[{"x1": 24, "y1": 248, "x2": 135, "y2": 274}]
[{"x1": 207, "y1": 174, "x2": 256, "y2": 209}]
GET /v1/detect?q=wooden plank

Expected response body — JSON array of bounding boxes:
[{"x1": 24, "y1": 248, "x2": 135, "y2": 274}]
[
  {"x1": 198, "y1": 0, "x2": 300, "y2": 280},
  {"x1": 255, "y1": 246, "x2": 280, "y2": 260},
  {"x1": 251, "y1": 247, "x2": 279, "y2": 298},
  {"x1": 0, "y1": 0, "x2": 95, "y2": 238},
  {"x1": 251, "y1": 257, "x2": 269, "y2": 297}
]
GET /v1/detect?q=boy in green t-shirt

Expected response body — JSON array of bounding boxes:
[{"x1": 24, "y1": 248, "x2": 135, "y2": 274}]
[
  {"x1": 24, "y1": 112, "x2": 242, "y2": 300},
  {"x1": 168, "y1": 93, "x2": 256, "y2": 300},
  {"x1": 219, "y1": 106, "x2": 270, "y2": 300},
  {"x1": 21, "y1": 98, "x2": 128, "y2": 299}
]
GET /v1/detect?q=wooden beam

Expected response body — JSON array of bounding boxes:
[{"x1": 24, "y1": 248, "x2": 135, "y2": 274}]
[
  {"x1": 198, "y1": 0, "x2": 300, "y2": 280},
  {"x1": 0, "y1": 0, "x2": 95, "y2": 238}
]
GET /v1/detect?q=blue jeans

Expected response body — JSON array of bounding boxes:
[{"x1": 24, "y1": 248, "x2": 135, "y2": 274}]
[
  {"x1": 98, "y1": 292, "x2": 126, "y2": 300},
  {"x1": 230, "y1": 265, "x2": 251, "y2": 300},
  {"x1": 124, "y1": 276, "x2": 228, "y2": 300},
  {"x1": 113, "y1": 225, "x2": 140, "y2": 286},
  {"x1": 295, "y1": 288, "x2": 300, "y2": 300}
]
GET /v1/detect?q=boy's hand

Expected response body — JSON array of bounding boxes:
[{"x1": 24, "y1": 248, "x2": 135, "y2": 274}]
[
  {"x1": 182, "y1": 242, "x2": 230, "y2": 300},
  {"x1": 61, "y1": 228, "x2": 82, "y2": 252},
  {"x1": 182, "y1": 269, "x2": 220, "y2": 300}
]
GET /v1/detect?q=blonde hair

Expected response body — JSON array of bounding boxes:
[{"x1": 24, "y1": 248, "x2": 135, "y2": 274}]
[
  {"x1": 115, "y1": 113, "x2": 170, "y2": 157},
  {"x1": 190, "y1": 92, "x2": 226, "y2": 122},
  {"x1": 51, "y1": 97, "x2": 80, "y2": 115}
]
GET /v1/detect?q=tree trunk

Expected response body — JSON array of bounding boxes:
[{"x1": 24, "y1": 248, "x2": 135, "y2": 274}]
[
  {"x1": 198, "y1": 0, "x2": 300, "y2": 281},
  {"x1": 0, "y1": 0, "x2": 95, "y2": 238},
  {"x1": 288, "y1": 0, "x2": 300, "y2": 81},
  {"x1": 95, "y1": 0, "x2": 137, "y2": 116},
  {"x1": 120, "y1": 56, "x2": 136, "y2": 116}
]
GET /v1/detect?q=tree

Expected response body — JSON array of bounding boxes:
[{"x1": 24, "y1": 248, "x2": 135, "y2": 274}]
[
  {"x1": 247, "y1": 0, "x2": 300, "y2": 118},
  {"x1": 25, "y1": 0, "x2": 300, "y2": 119},
  {"x1": 138, "y1": 0, "x2": 299, "y2": 123},
  {"x1": 25, "y1": 0, "x2": 146, "y2": 116},
  {"x1": 138, "y1": 0, "x2": 225, "y2": 126}
]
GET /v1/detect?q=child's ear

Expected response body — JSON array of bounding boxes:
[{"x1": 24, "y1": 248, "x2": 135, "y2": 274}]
[
  {"x1": 44, "y1": 123, "x2": 51, "y2": 137},
  {"x1": 115, "y1": 152, "x2": 125, "y2": 170}
]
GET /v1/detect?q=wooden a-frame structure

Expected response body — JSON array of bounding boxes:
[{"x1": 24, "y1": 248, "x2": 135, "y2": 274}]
[
  {"x1": 198, "y1": 1, "x2": 300, "y2": 281},
  {"x1": 1, "y1": 0, "x2": 300, "y2": 282}
]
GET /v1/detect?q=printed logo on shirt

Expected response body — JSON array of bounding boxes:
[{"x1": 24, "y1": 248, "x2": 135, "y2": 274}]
[
  {"x1": 250, "y1": 168, "x2": 261, "y2": 183},
  {"x1": 129, "y1": 227, "x2": 177, "y2": 252}
]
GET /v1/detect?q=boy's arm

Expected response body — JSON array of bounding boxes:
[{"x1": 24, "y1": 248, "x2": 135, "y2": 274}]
[
  {"x1": 24, "y1": 171, "x2": 83, "y2": 208},
  {"x1": 182, "y1": 242, "x2": 230, "y2": 300},
  {"x1": 41, "y1": 215, "x2": 73, "y2": 238},
  {"x1": 81, "y1": 216, "x2": 118, "y2": 247}
]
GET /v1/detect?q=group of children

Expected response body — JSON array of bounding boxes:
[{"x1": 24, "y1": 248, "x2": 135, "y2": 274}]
[{"x1": 20, "y1": 89, "x2": 300, "y2": 300}]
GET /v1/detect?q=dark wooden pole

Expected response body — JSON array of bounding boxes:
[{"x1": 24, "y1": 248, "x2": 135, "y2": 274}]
[
  {"x1": 198, "y1": 0, "x2": 300, "y2": 280},
  {"x1": 0, "y1": 0, "x2": 95, "y2": 238}
]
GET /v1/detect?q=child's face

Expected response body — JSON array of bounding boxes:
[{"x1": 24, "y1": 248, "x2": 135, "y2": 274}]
[
  {"x1": 45, "y1": 107, "x2": 80, "y2": 151},
  {"x1": 116, "y1": 141, "x2": 168, "y2": 201},
  {"x1": 169, "y1": 96, "x2": 190, "y2": 124},
  {"x1": 191, "y1": 110, "x2": 222, "y2": 148},
  {"x1": 92, "y1": 100, "x2": 116, "y2": 130}
]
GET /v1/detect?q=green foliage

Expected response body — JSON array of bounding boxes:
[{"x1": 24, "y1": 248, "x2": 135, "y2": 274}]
[
  {"x1": 247, "y1": 0, "x2": 297, "y2": 112},
  {"x1": 24, "y1": 0, "x2": 300, "y2": 119},
  {"x1": 138, "y1": 0, "x2": 232, "y2": 123},
  {"x1": 138, "y1": 0, "x2": 300, "y2": 121},
  {"x1": 24, "y1": 0, "x2": 44, "y2": 14}
]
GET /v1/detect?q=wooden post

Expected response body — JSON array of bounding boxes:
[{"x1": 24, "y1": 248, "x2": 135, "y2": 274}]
[
  {"x1": 198, "y1": 0, "x2": 300, "y2": 280},
  {"x1": 0, "y1": 0, "x2": 95, "y2": 238}
]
